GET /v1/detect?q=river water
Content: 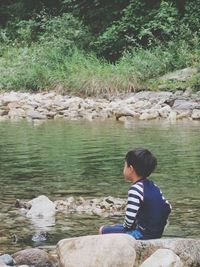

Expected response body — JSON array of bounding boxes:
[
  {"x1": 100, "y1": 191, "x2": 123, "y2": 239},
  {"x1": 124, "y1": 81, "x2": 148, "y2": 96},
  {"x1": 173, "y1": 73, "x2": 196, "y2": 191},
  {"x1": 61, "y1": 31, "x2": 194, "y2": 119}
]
[{"x1": 0, "y1": 119, "x2": 200, "y2": 253}]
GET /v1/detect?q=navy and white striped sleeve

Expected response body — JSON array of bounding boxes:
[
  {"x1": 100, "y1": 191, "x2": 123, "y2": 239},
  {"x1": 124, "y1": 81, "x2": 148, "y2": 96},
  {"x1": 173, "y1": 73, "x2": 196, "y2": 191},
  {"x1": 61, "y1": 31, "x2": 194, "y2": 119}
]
[{"x1": 123, "y1": 182, "x2": 144, "y2": 229}]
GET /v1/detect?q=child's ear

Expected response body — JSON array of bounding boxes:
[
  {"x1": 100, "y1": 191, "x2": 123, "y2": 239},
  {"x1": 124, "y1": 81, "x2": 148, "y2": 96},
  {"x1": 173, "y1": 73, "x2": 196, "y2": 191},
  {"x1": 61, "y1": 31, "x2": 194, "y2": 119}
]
[{"x1": 129, "y1": 165, "x2": 134, "y2": 172}]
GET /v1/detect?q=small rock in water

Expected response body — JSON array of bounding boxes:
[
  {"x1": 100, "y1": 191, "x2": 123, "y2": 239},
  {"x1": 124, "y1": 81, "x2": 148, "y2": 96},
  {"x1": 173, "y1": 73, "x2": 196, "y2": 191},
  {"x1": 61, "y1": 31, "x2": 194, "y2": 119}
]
[
  {"x1": 32, "y1": 231, "x2": 49, "y2": 242},
  {"x1": 15, "y1": 199, "x2": 31, "y2": 210},
  {"x1": 0, "y1": 254, "x2": 15, "y2": 266},
  {"x1": 11, "y1": 233, "x2": 18, "y2": 244}
]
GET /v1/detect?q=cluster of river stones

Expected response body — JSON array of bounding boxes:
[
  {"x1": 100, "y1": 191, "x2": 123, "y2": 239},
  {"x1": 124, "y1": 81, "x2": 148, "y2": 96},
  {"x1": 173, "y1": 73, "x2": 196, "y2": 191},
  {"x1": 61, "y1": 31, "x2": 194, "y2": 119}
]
[
  {"x1": 1, "y1": 195, "x2": 200, "y2": 267},
  {"x1": 0, "y1": 89, "x2": 200, "y2": 122}
]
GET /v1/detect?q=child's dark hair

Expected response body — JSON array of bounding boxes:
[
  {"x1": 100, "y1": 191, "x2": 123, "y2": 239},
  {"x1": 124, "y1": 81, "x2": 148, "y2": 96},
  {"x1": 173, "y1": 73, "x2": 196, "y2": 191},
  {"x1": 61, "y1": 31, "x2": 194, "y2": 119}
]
[{"x1": 125, "y1": 148, "x2": 157, "y2": 177}]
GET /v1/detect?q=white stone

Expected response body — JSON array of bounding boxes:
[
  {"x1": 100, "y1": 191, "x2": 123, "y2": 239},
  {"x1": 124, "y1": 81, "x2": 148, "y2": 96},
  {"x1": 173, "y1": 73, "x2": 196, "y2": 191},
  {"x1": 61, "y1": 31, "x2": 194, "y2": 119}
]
[
  {"x1": 136, "y1": 238, "x2": 200, "y2": 267},
  {"x1": 159, "y1": 105, "x2": 172, "y2": 118},
  {"x1": 183, "y1": 87, "x2": 193, "y2": 97},
  {"x1": 57, "y1": 234, "x2": 136, "y2": 267},
  {"x1": 8, "y1": 108, "x2": 25, "y2": 119},
  {"x1": 139, "y1": 111, "x2": 159, "y2": 120},
  {"x1": 139, "y1": 249, "x2": 183, "y2": 267},
  {"x1": 1, "y1": 92, "x2": 20, "y2": 103},
  {"x1": 191, "y1": 109, "x2": 200, "y2": 119},
  {"x1": 26, "y1": 195, "x2": 56, "y2": 229},
  {"x1": 26, "y1": 110, "x2": 46, "y2": 119},
  {"x1": 176, "y1": 110, "x2": 191, "y2": 119},
  {"x1": 124, "y1": 96, "x2": 137, "y2": 104},
  {"x1": 134, "y1": 100, "x2": 149, "y2": 109},
  {"x1": 168, "y1": 110, "x2": 177, "y2": 122}
]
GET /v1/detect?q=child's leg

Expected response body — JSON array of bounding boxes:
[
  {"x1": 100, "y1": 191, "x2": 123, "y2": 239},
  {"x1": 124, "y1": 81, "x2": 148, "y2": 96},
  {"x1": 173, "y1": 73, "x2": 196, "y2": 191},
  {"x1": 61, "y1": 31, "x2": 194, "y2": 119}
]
[
  {"x1": 99, "y1": 224, "x2": 127, "y2": 234},
  {"x1": 126, "y1": 228, "x2": 143, "y2": 239},
  {"x1": 99, "y1": 224, "x2": 144, "y2": 240}
]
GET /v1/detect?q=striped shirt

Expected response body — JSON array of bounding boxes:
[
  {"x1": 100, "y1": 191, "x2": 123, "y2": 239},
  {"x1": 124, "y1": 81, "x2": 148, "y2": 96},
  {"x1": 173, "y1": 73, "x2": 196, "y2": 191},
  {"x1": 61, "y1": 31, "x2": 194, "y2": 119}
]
[
  {"x1": 123, "y1": 178, "x2": 171, "y2": 239},
  {"x1": 123, "y1": 182, "x2": 144, "y2": 228}
]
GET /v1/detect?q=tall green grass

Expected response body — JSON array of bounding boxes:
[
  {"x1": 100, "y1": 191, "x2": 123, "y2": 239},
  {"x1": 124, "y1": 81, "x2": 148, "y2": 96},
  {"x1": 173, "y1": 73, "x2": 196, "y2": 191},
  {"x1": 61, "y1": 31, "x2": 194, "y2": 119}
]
[{"x1": 0, "y1": 37, "x2": 200, "y2": 96}]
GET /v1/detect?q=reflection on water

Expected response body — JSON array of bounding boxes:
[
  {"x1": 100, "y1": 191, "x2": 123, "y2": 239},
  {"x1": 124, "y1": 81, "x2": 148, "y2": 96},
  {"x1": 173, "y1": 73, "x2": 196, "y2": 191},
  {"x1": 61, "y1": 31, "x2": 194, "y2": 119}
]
[{"x1": 0, "y1": 119, "x2": 200, "y2": 252}]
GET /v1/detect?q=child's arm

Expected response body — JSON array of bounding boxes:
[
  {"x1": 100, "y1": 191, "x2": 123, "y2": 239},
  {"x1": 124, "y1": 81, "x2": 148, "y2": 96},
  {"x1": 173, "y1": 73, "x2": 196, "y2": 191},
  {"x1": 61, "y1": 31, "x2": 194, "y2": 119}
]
[{"x1": 123, "y1": 183, "x2": 144, "y2": 229}]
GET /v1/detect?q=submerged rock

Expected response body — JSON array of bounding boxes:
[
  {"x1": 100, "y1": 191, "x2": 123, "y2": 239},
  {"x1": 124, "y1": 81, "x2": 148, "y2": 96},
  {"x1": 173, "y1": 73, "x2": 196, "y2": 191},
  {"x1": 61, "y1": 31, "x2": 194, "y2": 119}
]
[
  {"x1": 32, "y1": 231, "x2": 49, "y2": 243},
  {"x1": 16, "y1": 195, "x2": 56, "y2": 230}
]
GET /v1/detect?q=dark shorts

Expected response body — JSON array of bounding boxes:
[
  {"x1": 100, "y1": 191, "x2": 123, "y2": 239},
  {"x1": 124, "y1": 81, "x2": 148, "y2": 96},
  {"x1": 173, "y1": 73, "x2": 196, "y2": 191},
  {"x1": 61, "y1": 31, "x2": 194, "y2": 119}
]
[{"x1": 101, "y1": 224, "x2": 143, "y2": 240}]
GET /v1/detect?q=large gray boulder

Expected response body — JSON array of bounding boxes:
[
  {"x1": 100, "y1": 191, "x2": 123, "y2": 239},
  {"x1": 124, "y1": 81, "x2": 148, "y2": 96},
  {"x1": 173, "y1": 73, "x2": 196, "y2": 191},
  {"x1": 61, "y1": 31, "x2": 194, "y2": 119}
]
[{"x1": 57, "y1": 234, "x2": 137, "y2": 267}]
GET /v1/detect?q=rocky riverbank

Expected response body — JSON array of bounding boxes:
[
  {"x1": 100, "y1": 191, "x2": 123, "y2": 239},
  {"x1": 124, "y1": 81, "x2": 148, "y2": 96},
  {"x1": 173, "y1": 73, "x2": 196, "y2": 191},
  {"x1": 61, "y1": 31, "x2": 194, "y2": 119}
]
[
  {"x1": 1, "y1": 236, "x2": 200, "y2": 267},
  {"x1": 0, "y1": 89, "x2": 200, "y2": 122}
]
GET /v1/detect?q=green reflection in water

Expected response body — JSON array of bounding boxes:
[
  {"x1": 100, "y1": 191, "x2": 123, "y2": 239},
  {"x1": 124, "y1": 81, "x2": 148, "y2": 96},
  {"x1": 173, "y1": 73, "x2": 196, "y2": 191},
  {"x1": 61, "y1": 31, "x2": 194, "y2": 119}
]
[{"x1": 0, "y1": 119, "x2": 200, "y2": 252}]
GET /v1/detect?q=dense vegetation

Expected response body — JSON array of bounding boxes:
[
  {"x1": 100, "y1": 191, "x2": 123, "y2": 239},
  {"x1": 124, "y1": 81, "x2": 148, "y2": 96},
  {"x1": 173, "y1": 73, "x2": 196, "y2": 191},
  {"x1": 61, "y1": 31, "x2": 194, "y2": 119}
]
[{"x1": 0, "y1": 0, "x2": 200, "y2": 95}]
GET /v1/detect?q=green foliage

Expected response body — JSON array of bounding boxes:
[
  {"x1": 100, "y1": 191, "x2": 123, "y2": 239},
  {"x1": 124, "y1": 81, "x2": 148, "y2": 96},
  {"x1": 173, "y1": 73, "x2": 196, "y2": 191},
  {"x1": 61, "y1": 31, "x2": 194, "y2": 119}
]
[
  {"x1": 138, "y1": 1, "x2": 179, "y2": 43},
  {"x1": 1, "y1": 34, "x2": 200, "y2": 95},
  {"x1": 182, "y1": 0, "x2": 200, "y2": 36},
  {"x1": 187, "y1": 73, "x2": 200, "y2": 92},
  {"x1": 0, "y1": 0, "x2": 200, "y2": 95},
  {"x1": 39, "y1": 13, "x2": 92, "y2": 51},
  {"x1": 61, "y1": 0, "x2": 130, "y2": 35},
  {"x1": 93, "y1": 1, "x2": 180, "y2": 60}
]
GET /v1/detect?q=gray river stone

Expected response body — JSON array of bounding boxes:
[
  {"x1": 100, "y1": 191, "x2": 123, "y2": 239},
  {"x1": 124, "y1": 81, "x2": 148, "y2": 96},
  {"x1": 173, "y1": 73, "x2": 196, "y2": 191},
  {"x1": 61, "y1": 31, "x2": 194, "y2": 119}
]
[
  {"x1": 26, "y1": 110, "x2": 46, "y2": 120},
  {"x1": 12, "y1": 248, "x2": 52, "y2": 267},
  {"x1": 159, "y1": 67, "x2": 198, "y2": 82},
  {"x1": 192, "y1": 109, "x2": 200, "y2": 119},
  {"x1": 139, "y1": 249, "x2": 183, "y2": 267},
  {"x1": 173, "y1": 99, "x2": 198, "y2": 110},
  {"x1": 0, "y1": 254, "x2": 15, "y2": 266}
]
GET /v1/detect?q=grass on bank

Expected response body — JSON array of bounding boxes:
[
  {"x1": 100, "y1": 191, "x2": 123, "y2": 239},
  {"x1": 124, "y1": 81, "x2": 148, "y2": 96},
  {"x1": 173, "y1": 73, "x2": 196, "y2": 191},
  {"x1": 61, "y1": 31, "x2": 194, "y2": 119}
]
[{"x1": 0, "y1": 38, "x2": 200, "y2": 96}]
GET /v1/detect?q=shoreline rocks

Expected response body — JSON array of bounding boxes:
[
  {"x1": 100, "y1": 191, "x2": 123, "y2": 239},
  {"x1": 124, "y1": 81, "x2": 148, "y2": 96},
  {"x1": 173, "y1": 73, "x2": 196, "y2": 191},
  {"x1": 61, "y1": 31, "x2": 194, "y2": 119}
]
[
  {"x1": 1, "y1": 236, "x2": 200, "y2": 267},
  {"x1": 57, "y1": 234, "x2": 200, "y2": 267},
  {"x1": 0, "y1": 90, "x2": 200, "y2": 122}
]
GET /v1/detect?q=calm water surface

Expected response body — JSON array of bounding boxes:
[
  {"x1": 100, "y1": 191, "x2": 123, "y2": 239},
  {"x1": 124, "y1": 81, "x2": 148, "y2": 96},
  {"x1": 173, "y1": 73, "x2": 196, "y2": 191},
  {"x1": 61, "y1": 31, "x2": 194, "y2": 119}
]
[{"x1": 0, "y1": 119, "x2": 200, "y2": 252}]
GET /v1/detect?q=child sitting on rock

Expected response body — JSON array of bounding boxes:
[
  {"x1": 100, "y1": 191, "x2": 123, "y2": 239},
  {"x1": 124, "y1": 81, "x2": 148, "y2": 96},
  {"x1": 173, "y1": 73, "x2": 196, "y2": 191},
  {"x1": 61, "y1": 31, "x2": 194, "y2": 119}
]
[{"x1": 99, "y1": 148, "x2": 171, "y2": 240}]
